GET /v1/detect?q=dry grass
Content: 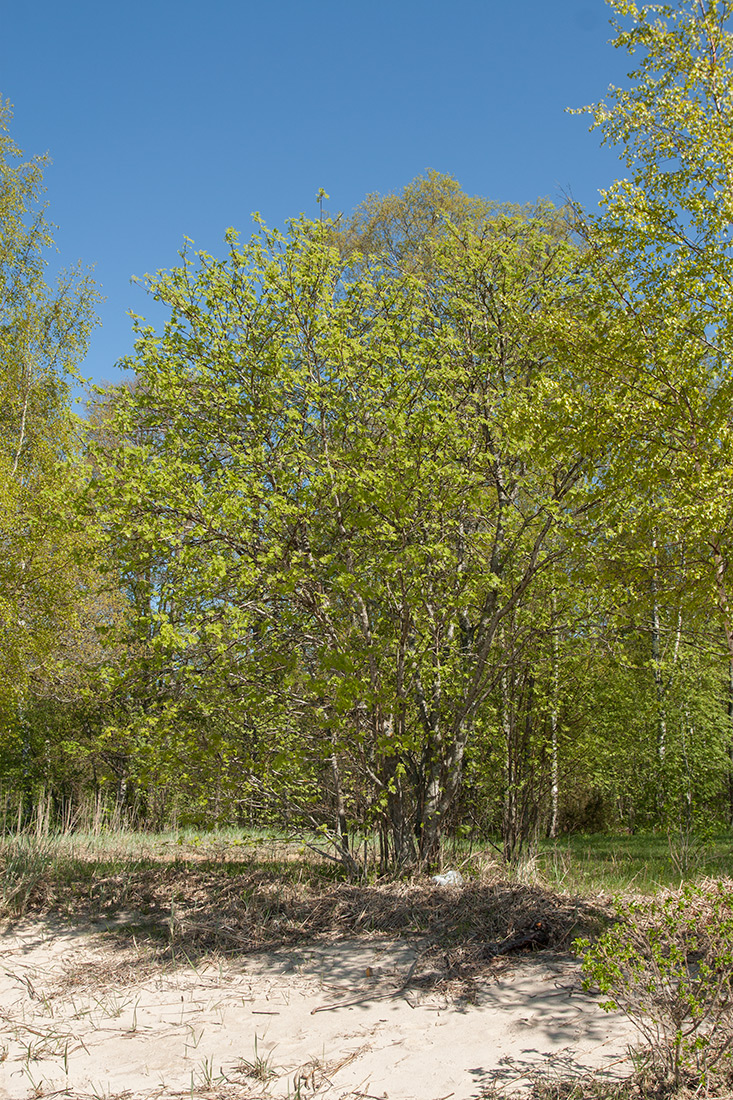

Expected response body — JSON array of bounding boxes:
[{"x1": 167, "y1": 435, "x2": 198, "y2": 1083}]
[
  {"x1": 481, "y1": 1071, "x2": 733, "y2": 1098},
  {"x1": 55, "y1": 945, "x2": 164, "y2": 992},
  {"x1": 0, "y1": 832, "x2": 612, "y2": 1023},
  {"x1": 2, "y1": 853, "x2": 606, "y2": 965},
  {"x1": 0, "y1": 832, "x2": 608, "y2": 955}
]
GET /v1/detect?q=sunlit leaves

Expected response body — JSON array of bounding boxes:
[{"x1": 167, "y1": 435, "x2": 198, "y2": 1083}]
[{"x1": 91, "y1": 187, "x2": 604, "y2": 860}]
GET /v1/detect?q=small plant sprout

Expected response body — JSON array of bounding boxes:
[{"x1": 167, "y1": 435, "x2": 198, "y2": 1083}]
[
  {"x1": 192, "y1": 1054, "x2": 223, "y2": 1089},
  {"x1": 236, "y1": 1034, "x2": 277, "y2": 1082}
]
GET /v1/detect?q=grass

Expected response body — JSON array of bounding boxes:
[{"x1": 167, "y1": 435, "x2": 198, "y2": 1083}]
[
  {"x1": 481, "y1": 1066, "x2": 733, "y2": 1098},
  {"x1": 530, "y1": 829, "x2": 733, "y2": 894},
  {"x1": 234, "y1": 1035, "x2": 277, "y2": 1082},
  {"x1": 2, "y1": 825, "x2": 733, "y2": 929},
  {"x1": 0, "y1": 825, "x2": 346, "y2": 924},
  {"x1": 482, "y1": 1080, "x2": 709, "y2": 1098},
  {"x1": 0, "y1": 828, "x2": 608, "y2": 961}
]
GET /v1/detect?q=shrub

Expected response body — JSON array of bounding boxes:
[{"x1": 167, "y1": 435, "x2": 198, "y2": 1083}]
[{"x1": 576, "y1": 881, "x2": 733, "y2": 1092}]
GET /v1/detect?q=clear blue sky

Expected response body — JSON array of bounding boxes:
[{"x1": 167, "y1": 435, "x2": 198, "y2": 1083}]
[{"x1": 2, "y1": 0, "x2": 631, "y2": 395}]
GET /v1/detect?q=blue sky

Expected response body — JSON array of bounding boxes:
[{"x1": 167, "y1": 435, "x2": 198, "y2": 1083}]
[{"x1": 2, "y1": 1, "x2": 631, "y2": 395}]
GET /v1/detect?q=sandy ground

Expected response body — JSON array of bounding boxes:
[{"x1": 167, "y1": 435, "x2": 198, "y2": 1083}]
[{"x1": 0, "y1": 919, "x2": 639, "y2": 1100}]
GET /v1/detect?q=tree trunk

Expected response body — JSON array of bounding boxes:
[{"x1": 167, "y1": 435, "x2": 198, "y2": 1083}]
[
  {"x1": 727, "y1": 657, "x2": 733, "y2": 825},
  {"x1": 501, "y1": 664, "x2": 519, "y2": 863},
  {"x1": 329, "y1": 737, "x2": 350, "y2": 861},
  {"x1": 651, "y1": 539, "x2": 667, "y2": 767},
  {"x1": 710, "y1": 541, "x2": 733, "y2": 824},
  {"x1": 380, "y1": 714, "x2": 415, "y2": 870},
  {"x1": 549, "y1": 588, "x2": 560, "y2": 838}
]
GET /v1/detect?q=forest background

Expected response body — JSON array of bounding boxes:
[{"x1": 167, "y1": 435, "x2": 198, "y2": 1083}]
[{"x1": 4, "y1": 0, "x2": 733, "y2": 873}]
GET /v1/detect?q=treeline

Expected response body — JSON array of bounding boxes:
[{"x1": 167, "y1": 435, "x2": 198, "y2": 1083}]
[{"x1": 4, "y1": 1, "x2": 733, "y2": 870}]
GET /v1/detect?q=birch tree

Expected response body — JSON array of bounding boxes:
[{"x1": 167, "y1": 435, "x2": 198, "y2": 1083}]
[
  {"x1": 0, "y1": 101, "x2": 98, "y2": 807},
  {"x1": 573, "y1": 0, "x2": 733, "y2": 816}
]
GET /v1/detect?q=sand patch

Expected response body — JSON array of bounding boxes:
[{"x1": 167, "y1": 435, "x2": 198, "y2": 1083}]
[{"x1": 0, "y1": 919, "x2": 638, "y2": 1099}]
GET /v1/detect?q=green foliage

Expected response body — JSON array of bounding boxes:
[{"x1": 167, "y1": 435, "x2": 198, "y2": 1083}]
[
  {"x1": 5, "y1": 1, "x2": 733, "y2": 851},
  {"x1": 574, "y1": 1, "x2": 733, "y2": 681},
  {"x1": 577, "y1": 883, "x2": 733, "y2": 1089},
  {"x1": 0, "y1": 100, "x2": 98, "y2": 735},
  {"x1": 89, "y1": 183, "x2": 610, "y2": 866}
]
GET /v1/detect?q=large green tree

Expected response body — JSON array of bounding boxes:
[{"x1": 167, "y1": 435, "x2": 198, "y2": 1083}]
[
  {"x1": 92, "y1": 187, "x2": 611, "y2": 867},
  {"x1": 571, "y1": 0, "x2": 733, "y2": 820},
  {"x1": 0, "y1": 100, "x2": 98, "y2": 811}
]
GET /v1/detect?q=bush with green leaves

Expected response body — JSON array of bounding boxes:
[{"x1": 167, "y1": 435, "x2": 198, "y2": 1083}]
[{"x1": 576, "y1": 882, "x2": 733, "y2": 1091}]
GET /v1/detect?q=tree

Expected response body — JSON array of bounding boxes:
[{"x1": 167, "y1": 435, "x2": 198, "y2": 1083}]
[
  {"x1": 0, "y1": 100, "x2": 98, "y2": 814},
  {"x1": 91, "y1": 183, "x2": 611, "y2": 868},
  {"x1": 334, "y1": 169, "x2": 502, "y2": 274},
  {"x1": 571, "y1": 0, "x2": 733, "y2": 819}
]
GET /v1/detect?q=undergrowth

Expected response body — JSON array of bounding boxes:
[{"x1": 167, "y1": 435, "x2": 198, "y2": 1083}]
[
  {"x1": 0, "y1": 828, "x2": 605, "y2": 964},
  {"x1": 576, "y1": 882, "x2": 733, "y2": 1095}
]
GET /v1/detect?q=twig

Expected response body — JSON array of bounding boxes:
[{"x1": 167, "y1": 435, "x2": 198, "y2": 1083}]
[{"x1": 311, "y1": 953, "x2": 422, "y2": 1014}]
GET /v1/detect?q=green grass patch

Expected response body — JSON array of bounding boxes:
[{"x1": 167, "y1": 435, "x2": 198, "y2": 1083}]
[{"x1": 529, "y1": 830, "x2": 733, "y2": 895}]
